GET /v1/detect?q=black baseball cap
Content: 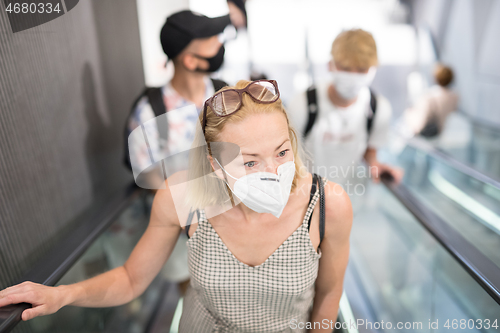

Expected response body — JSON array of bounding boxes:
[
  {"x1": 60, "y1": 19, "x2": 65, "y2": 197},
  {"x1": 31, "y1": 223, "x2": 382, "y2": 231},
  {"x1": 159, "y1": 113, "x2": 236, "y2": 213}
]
[{"x1": 160, "y1": 10, "x2": 231, "y2": 60}]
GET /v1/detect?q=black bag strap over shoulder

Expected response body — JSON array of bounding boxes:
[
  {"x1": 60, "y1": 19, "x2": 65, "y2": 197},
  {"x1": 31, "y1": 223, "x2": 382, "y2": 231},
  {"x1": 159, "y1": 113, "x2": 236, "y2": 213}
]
[
  {"x1": 318, "y1": 174, "x2": 326, "y2": 247},
  {"x1": 307, "y1": 174, "x2": 318, "y2": 231},
  {"x1": 185, "y1": 209, "x2": 202, "y2": 239},
  {"x1": 306, "y1": 173, "x2": 326, "y2": 246},
  {"x1": 366, "y1": 88, "x2": 378, "y2": 136},
  {"x1": 307, "y1": 173, "x2": 318, "y2": 208},
  {"x1": 185, "y1": 209, "x2": 196, "y2": 239}
]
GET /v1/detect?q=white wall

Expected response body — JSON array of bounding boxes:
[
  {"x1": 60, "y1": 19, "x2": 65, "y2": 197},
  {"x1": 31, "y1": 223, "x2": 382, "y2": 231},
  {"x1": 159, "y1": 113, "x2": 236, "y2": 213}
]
[{"x1": 417, "y1": 0, "x2": 500, "y2": 126}]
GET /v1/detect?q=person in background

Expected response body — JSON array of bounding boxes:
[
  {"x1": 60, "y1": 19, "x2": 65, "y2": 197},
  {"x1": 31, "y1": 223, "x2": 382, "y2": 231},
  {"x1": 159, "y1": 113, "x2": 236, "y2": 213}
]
[
  {"x1": 124, "y1": 10, "x2": 230, "y2": 294},
  {"x1": 223, "y1": 0, "x2": 269, "y2": 81},
  {"x1": 126, "y1": 10, "x2": 230, "y2": 185},
  {"x1": 227, "y1": 0, "x2": 247, "y2": 29},
  {"x1": 402, "y1": 64, "x2": 458, "y2": 138},
  {"x1": 287, "y1": 29, "x2": 403, "y2": 189}
]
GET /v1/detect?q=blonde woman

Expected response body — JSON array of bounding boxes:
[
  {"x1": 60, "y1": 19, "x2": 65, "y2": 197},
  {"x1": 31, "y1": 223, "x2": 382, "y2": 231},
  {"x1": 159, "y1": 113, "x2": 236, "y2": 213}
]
[{"x1": 0, "y1": 80, "x2": 352, "y2": 333}]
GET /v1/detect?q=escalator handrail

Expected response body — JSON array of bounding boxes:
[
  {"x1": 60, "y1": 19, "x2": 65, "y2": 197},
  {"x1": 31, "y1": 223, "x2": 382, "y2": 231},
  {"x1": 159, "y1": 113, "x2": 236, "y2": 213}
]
[
  {"x1": 381, "y1": 174, "x2": 500, "y2": 306},
  {"x1": 456, "y1": 109, "x2": 500, "y2": 133},
  {"x1": 408, "y1": 137, "x2": 500, "y2": 187},
  {"x1": 0, "y1": 183, "x2": 144, "y2": 333}
]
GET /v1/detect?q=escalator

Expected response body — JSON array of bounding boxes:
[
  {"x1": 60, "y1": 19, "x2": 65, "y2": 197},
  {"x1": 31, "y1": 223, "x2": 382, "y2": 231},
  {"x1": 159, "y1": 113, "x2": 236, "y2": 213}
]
[
  {"x1": 344, "y1": 177, "x2": 500, "y2": 333},
  {"x1": 398, "y1": 140, "x2": 500, "y2": 264},
  {"x1": 0, "y1": 187, "x2": 181, "y2": 333},
  {"x1": 339, "y1": 137, "x2": 500, "y2": 333},
  {"x1": 425, "y1": 111, "x2": 500, "y2": 181},
  {"x1": 1, "y1": 146, "x2": 500, "y2": 332}
]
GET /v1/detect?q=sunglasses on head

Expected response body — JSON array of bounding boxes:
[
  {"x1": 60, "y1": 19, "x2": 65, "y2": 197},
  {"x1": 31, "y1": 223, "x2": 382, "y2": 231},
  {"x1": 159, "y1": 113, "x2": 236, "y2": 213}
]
[{"x1": 202, "y1": 79, "x2": 280, "y2": 135}]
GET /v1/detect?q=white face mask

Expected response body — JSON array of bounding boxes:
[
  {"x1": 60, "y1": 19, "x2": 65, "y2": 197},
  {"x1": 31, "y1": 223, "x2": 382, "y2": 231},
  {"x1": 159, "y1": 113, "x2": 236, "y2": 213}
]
[
  {"x1": 215, "y1": 159, "x2": 296, "y2": 218},
  {"x1": 332, "y1": 67, "x2": 376, "y2": 100}
]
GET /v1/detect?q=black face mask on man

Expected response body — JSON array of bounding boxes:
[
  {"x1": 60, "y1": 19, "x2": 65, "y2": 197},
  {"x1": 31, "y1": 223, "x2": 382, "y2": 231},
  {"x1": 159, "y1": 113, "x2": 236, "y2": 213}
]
[{"x1": 190, "y1": 45, "x2": 225, "y2": 73}]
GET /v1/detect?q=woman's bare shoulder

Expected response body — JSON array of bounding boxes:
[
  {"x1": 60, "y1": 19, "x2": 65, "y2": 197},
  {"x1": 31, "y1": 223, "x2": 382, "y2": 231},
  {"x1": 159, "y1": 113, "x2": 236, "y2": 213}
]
[
  {"x1": 322, "y1": 179, "x2": 353, "y2": 237},
  {"x1": 150, "y1": 170, "x2": 191, "y2": 228}
]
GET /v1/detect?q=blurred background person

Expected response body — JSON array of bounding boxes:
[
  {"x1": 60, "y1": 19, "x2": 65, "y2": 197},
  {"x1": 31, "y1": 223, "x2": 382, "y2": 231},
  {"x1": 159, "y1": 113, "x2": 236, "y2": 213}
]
[
  {"x1": 219, "y1": 0, "x2": 271, "y2": 82},
  {"x1": 287, "y1": 29, "x2": 403, "y2": 190},
  {"x1": 227, "y1": 0, "x2": 247, "y2": 29},
  {"x1": 401, "y1": 63, "x2": 458, "y2": 138}
]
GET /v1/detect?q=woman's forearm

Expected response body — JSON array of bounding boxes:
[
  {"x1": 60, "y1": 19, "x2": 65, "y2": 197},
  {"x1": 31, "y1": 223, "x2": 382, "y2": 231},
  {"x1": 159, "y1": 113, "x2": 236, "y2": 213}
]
[
  {"x1": 57, "y1": 266, "x2": 136, "y2": 308},
  {"x1": 309, "y1": 290, "x2": 343, "y2": 332}
]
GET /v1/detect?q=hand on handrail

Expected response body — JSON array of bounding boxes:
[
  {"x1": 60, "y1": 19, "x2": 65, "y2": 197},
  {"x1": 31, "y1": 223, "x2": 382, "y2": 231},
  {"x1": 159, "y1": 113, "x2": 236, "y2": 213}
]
[
  {"x1": 370, "y1": 162, "x2": 404, "y2": 184},
  {"x1": 0, "y1": 281, "x2": 65, "y2": 321}
]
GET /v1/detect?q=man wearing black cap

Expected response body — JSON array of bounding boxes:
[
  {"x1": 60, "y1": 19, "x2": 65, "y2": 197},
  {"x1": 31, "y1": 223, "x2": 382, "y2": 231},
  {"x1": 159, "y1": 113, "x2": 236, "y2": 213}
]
[
  {"x1": 126, "y1": 10, "x2": 230, "y2": 185},
  {"x1": 160, "y1": 10, "x2": 231, "y2": 99},
  {"x1": 125, "y1": 10, "x2": 230, "y2": 293}
]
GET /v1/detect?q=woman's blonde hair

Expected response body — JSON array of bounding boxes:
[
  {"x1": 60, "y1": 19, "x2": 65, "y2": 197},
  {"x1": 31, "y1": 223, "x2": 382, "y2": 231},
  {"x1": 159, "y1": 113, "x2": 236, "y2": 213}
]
[
  {"x1": 331, "y1": 29, "x2": 378, "y2": 69},
  {"x1": 186, "y1": 80, "x2": 307, "y2": 210}
]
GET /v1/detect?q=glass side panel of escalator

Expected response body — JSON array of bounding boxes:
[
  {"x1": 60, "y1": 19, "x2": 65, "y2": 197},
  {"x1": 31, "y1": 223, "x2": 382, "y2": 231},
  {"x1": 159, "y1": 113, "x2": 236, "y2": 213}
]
[
  {"x1": 11, "y1": 193, "x2": 176, "y2": 333},
  {"x1": 379, "y1": 144, "x2": 500, "y2": 269},
  {"x1": 436, "y1": 115, "x2": 500, "y2": 180},
  {"x1": 345, "y1": 182, "x2": 500, "y2": 333}
]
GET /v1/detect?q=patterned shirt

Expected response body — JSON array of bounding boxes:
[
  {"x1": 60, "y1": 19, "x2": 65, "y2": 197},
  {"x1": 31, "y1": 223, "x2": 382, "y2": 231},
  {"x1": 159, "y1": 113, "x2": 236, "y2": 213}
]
[
  {"x1": 179, "y1": 176, "x2": 327, "y2": 333},
  {"x1": 127, "y1": 77, "x2": 215, "y2": 173}
]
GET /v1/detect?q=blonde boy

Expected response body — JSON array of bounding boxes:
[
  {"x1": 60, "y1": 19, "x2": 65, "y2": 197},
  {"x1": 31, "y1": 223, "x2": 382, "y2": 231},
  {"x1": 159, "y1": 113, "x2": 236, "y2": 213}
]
[{"x1": 288, "y1": 29, "x2": 402, "y2": 189}]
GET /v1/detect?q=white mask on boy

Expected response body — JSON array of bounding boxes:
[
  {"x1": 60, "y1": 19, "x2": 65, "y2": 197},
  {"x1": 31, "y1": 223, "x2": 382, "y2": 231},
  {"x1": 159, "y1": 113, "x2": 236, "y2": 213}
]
[{"x1": 332, "y1": 67, "x2": 376, "y2": 100}]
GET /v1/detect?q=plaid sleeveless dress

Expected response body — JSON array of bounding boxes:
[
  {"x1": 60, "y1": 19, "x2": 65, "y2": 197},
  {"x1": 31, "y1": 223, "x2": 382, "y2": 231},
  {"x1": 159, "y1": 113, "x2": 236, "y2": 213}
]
[{"x1": 179, "y1": 175, "x2": 327, "y2": 333}]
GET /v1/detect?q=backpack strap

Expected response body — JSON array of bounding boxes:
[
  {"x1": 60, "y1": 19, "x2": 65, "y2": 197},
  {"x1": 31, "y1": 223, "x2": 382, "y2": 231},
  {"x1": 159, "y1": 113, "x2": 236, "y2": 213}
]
[
  {"x1": 124, "y1": 87, "x2": 168, "y2": 171},
  {"x1": 145, "y1": 87, "x2": 169, "y2": 143},
  {"x1": 145, "y1": 87, "x2": 167, "y2": 117},
  {"x1": 210, "y1": 78, "x2": 228, "y2": 92},
  {"x1": 303, "y1": 86, "x2": 377, "y2": 142},
  {"x1": 303, "y1": 86, "x2": 318, "y2": 138},
  {"x1": 366, "y1": 88, "x2": 378, "y2": 137}
]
